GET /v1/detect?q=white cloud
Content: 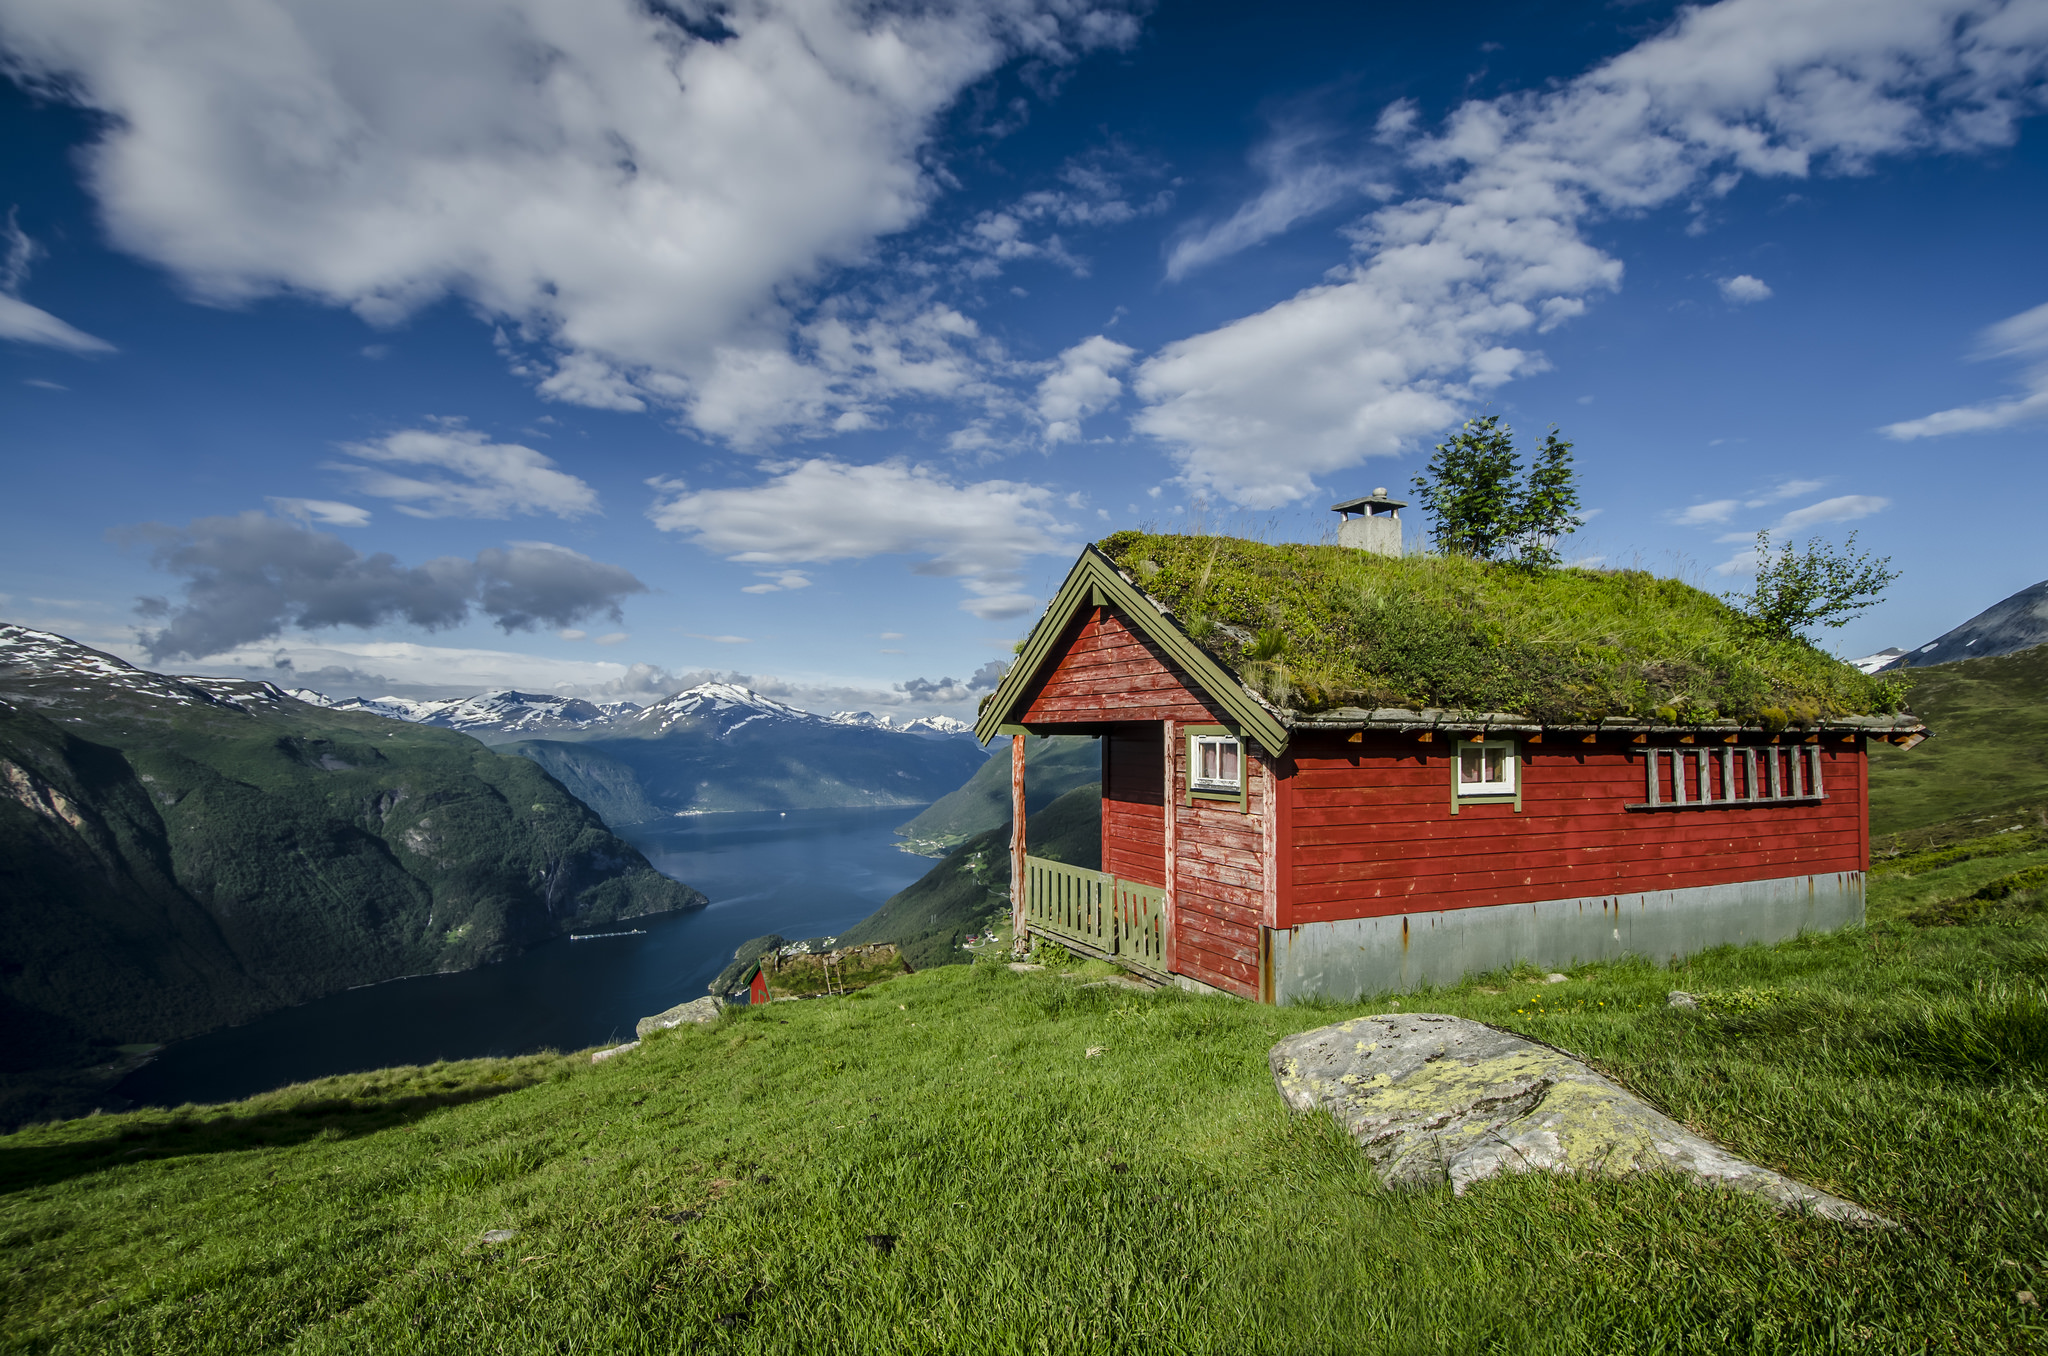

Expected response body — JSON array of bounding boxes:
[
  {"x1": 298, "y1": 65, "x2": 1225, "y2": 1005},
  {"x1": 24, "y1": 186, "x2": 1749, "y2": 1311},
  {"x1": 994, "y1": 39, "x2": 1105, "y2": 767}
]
[
  {"x1": 0, "y1": 0, "x2": 1137, "y2": 442},
  {"x1": 1036, "y1": 334, "x2": 1134, "y2": 443},
  {"x1": 1164, "y1": 121, "x2": 1386, "y2": 281},
  {"x1": 648, "y1": 459, "x2": 1075, "y2": 618},
  {"x1": 1880, "y1": 298, "x2": 2048, "y2": 438},
  {"x1": 558, "y1": 628, "x2": 586, "y2": 641},
  {"x1": 1673, "y1": 498, "x2": 1740, "y2": 525},
  {"x1": 593, "y1": 631, "x2": 628, "y2": 645},
  {"x1": 1132, "y1": 0, "x2": 2048, "y2": 505},
  {"x1": 1718, "y1": 274, "x2": 1774, "y2": 303},
  {"x1": 333, "y1": 426, "x2": 599, "y2": 519},
  {"x1": 740, "y1": 569, "x2": 814, "y2": 595},
  {"x1": 1744, "y1": 478, "x2": 1825, "y2": 506},
  {"x1": 1774, "y1": 493, "x2": 1889, "y2": 532},
  {"x1": 0, "y1": 210, "x2": 115, "y2": 353},
  {"x1": 266, "y1": 496, "x2": 371, "y2": 527}
]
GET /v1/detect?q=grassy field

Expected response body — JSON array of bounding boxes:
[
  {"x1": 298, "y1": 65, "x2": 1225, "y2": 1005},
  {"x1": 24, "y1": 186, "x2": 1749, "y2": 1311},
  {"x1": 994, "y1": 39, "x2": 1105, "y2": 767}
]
[{"x1": 3, "y1": 854, "x2": 2044, "y2": 1354}]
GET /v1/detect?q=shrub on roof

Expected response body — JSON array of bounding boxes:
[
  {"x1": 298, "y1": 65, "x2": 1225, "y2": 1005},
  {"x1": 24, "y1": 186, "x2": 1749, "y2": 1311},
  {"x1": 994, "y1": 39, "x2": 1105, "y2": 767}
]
[{"x1": 1097, "y1": 532, "x2": 1909, "y2": 724}]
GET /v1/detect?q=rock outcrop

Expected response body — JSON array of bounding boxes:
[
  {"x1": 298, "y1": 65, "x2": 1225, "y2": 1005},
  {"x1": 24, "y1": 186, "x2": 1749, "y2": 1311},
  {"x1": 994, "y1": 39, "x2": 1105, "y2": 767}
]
[
  {"x1": 1269, "y1": 1014, "x2": 1885, "y2": 1225},
  {"x1": 635, "y1": 996, "x2": 725, "y2": 1037}
]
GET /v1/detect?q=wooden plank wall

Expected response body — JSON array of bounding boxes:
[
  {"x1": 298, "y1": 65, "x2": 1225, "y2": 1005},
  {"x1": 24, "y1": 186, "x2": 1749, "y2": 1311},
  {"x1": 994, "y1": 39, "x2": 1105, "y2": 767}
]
[
  {"x1": 1171, "y1": 738, "x2": 1267, "y2": 998},
  {"x1": 1102, "y1": 724, "x2": 1165, "y2": 887},
  {"x1": 1285, "y1": 733, "x2": 1869, "y2": 924},
  {"x1": 1018, "y1": 606, "x2": 1221, "y2": 725}
]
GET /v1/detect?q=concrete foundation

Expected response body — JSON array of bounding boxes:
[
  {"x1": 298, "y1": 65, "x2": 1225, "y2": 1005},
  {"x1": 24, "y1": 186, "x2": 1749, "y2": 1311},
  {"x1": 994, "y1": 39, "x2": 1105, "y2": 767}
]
[{"x1": 1268, "y1": 872, "x2": 1864, "y2": 1004}]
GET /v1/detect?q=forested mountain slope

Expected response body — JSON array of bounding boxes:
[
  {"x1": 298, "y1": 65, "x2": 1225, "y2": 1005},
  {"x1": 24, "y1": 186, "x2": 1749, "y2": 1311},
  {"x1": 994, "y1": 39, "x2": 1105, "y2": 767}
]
[
  {"x1": 0, "y1": 626, "x2": 703, "y2": 1124},
  {"x1": 892, "y1": 733, "x2": 1100, "y2": 855}
]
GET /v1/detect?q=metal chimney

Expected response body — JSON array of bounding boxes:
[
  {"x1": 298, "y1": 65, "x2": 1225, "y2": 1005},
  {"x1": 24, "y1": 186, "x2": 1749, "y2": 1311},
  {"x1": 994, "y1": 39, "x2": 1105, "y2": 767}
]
[{"x1": 1330, "y1": 488, "x2": 1406, "y2": 556}]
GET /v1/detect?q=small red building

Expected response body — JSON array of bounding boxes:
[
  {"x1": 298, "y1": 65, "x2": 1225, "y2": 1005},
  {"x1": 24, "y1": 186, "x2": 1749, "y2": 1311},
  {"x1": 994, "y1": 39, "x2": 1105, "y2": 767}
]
[{"x1": 975, "y1": 545, "x2": 1926, "y2": 1003}]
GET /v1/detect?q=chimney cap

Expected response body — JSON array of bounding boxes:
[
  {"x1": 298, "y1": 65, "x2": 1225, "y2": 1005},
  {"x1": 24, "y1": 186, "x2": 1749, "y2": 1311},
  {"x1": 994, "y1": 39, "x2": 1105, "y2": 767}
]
[{"x1": 1330, "y1": 487, "x2": 1406, "y2": 517}]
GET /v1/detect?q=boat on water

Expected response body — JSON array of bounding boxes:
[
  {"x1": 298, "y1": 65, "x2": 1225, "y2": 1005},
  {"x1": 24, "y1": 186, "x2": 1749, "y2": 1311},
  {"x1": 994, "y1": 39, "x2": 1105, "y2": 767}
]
[{"x1": 569, "y1": 929, "x2": 648, "y2": 941}]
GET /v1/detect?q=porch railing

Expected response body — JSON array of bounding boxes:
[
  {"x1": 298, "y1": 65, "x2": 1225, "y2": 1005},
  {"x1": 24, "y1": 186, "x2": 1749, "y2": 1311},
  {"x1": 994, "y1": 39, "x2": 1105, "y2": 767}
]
[{"x1": 1023, "y1": 856, "x2": 1167, "y2": 979}]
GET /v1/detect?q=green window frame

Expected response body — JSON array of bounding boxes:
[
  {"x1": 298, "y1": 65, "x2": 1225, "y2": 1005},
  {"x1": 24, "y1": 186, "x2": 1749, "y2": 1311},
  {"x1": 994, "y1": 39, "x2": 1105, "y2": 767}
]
[
  {"x1": 1451, "y1": 738, "x2": 1522, "y2": 814},
  {"x1": 1186, "y1": 725, "x2": 1248, "y2": 812}
]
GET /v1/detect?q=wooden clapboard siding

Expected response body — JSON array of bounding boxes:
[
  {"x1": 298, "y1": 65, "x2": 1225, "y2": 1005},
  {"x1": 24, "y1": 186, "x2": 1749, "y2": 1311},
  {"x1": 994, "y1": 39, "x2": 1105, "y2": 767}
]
[
  {"x1": 1102, "y1": 723, "x2": 1166, "y2": 887},
  {"x1": 1170, "y1": 732, "x2": 1266, "y2": 999},
  {"x1": 1018, "y1": 606, "x2": 1225, "y2": 726},
  {"x1": 1283, "y1": 733, "x2": 1868, "y2": 922}
]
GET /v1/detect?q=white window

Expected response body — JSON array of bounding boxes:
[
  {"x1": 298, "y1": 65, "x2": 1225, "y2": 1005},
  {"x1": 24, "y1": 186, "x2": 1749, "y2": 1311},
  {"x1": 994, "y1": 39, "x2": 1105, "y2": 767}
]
[
  {"x1": 1190, "y1": 734, "x2": 1243, "y2": 793},
  {"x1": 1457, "y1": 741, "x2": 1517, "y2": 797}
]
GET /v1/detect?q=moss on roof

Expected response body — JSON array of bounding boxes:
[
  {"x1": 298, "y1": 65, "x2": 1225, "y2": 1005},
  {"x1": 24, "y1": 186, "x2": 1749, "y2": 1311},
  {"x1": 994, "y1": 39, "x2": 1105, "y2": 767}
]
[{"x1": 1096, "y1": 531, "x2": 1909, "y2": 726}]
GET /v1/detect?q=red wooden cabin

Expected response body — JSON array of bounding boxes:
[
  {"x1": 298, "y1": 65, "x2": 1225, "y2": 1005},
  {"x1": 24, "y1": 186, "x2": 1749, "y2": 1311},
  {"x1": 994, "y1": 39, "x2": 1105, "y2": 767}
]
[{"x1": 975, "y1": 546, "x2": 1927, "y2": 1003}]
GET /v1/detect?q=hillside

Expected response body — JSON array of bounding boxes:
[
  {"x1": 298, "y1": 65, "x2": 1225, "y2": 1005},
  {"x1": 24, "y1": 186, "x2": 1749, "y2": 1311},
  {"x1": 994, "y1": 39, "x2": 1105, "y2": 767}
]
[
  {"x1": 1, "y1": 857, "x2": 2041, "y2": 1351},
  {"x1": 498, "y1": 685, "x2": 988, "y2": 822},
  {"x1": 893, "y1": 733, "x2": 1100, "y2": 855},
  {"x1": 1868, "y1": 641, "x2": 2048, "y2": 839},
  {"x1": 841, "y1": 781, "x2": 1102, "y2": 969},
  {"x1": 0, "y1": 626, "x2": 704, "y2": 1125}
]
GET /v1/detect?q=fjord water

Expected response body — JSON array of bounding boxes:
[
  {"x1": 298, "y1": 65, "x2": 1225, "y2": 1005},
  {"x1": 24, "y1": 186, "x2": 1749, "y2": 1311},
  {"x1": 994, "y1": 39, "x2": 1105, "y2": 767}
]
[{"x1": 116, "y1": 808, "x2": 935, "y2": 1108}]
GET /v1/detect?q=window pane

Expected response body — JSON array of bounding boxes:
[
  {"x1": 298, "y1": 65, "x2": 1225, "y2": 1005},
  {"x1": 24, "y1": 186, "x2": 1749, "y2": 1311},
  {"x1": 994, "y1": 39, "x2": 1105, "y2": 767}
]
[
  {"x1": 1459, "y1": 748, "x2": 1483, "y2": 785},
  {"x1": 1198, "y1": 741, "x2": 1217, "y2": 781},
  {"x1": 1219, "y1": 742, "x2": 1239, "y2": 783},
  {"x1": 1485, "y1": 747, "x2": 1506, "y2": 783}
]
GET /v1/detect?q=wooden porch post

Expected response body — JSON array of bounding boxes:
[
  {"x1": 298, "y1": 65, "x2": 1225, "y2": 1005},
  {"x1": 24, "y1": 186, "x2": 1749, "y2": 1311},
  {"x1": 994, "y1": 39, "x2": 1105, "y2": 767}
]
[
  {"x1": 1010, "y1": 731, "x2": 1029, "y2": 957},
  {"x1": 1161, "y1": 718, "x2": 1177, "y2": 977}
]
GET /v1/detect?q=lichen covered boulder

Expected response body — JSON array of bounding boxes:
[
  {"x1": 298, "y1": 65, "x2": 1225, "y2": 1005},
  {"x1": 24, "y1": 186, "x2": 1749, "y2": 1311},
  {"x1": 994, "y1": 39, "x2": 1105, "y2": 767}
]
[
  {"x1": 1269, "y1": 1014, "x2": 1885, "y2": 1225},
  {"x1": 635, "y1": 996, "x2": 724, "y2": 1037}
]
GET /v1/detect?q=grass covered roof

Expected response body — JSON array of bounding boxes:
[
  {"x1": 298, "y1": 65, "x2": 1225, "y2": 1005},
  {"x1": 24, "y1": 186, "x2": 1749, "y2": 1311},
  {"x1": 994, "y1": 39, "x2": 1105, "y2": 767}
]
[{"x1": 1095, "y1": 531, "x2": 1909, "y2": 727}]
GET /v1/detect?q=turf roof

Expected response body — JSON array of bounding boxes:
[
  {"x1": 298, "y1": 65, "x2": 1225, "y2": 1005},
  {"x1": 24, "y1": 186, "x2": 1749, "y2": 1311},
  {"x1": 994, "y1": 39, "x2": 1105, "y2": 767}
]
[{"x1": 1095, "y1": 531, "x2": 1911, "y2": 727}]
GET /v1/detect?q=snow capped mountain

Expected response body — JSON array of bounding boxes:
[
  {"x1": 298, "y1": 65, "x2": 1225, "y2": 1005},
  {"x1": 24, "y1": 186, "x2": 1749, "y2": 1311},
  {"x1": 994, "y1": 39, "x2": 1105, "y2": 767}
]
[
  {"x1": 1848, "y1": 648, "x2": 1908, "y2": 675},
  {"x1": 287, "y1": 687, "x2": 643, "y2": 739},
  {"x1": 278, "y1": 677, "x2": 974, "y2": 746},
  {"x1": 825, "y1": 709, "x2": 974, "y2": 737},
  {"x1": 626, "y1": 682, "x2": 811, "y2": 737},
  {"x1": 0, "y1": 624, "x2": 295, "y2": 716},
  {"x1": 1884, "y1": 580, "x2": 2048, "y2": 670}
]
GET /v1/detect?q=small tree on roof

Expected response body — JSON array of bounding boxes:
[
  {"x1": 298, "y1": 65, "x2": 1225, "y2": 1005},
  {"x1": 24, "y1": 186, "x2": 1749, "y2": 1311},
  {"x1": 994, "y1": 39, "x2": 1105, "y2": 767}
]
[
  {"x1": 1411, "y1": 416, "x2": 1585, "y2": 566},
  {"x1": 1729, "y1": 531, "x2": 1900, "y2": 641}
]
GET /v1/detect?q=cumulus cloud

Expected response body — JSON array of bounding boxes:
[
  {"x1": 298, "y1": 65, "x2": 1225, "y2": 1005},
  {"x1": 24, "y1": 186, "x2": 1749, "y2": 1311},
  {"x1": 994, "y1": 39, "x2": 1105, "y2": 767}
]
[
  {"x1": 1718, "y1": 274, "x2": 1774, "y2": 302},
  {"x1": 0, "y1": 0, "x2": 1138, "y2": 442},
  {"x1": 1132, "y1": 0, "x2": 2048, "y2": 505},
  {"x1": 648, "y1": 459, "x2": 1075, "y2": 618},
  {"x1": 1880, "y1": 298, "x2": 2048, "y2": 438},
  {"x1": 121, "y1": 512, "x2": 646, "y2": 661},
  {"x1": 0, "y1": 208, "x2": 114, "y2": 353},
  {"x1": 955, "y1": 151, "x2": 1172, "y2": 282},
  {"x1": 1036, "y1": 334, "x2": 1135, "y2": 443},
  {"x1": 266, "y1": 497, "x2": 371, "y2": 527},
  {"x1": 333, "y1": 426, "x2": 599, "y2": 519}
]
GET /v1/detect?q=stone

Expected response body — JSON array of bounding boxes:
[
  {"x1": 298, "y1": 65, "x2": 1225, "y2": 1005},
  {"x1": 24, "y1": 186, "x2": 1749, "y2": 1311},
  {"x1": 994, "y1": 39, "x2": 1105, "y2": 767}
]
[
  {"x1": 1269, "y1": 1014, "x2": 1887, "y2": 1225},
  {"x1": 636, "y1": 996, "x2": 725, "y2": 1038},
  {"x1": 481, "y1": 1229, "x2": 516, "y2": 1244},
  {"x1": 590, "y1": 1041, "x2": 639, "y2": 1063},
  {"x1": 1544, "y1": 973, "x2": 1570, "y2": 984},
  {"x1": 1085, "y1": 1046, "x2": 1105, "y2": 1058},
  {"x1": 1668, "y1": 991, "x2": 1701, "y2": 1009}
]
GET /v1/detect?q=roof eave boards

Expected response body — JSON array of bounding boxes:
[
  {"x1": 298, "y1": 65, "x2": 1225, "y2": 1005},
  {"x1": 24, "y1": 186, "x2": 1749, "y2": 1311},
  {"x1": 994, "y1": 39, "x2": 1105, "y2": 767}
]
[{"x1": 974, "y1": 546, "x2": 1291, "y2": 757}]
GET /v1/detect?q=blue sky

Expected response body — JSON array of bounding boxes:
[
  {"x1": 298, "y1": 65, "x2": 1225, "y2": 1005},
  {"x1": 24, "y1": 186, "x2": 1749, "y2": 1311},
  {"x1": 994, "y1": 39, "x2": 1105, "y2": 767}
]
[{"x1": 2, "y1": 0, "x2": 2045, "y2": 717}]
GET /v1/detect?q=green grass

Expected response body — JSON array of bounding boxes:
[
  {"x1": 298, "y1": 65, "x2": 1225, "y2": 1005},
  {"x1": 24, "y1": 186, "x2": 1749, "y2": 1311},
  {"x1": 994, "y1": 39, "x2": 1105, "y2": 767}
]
[
  {"x1": 1867, "y1": 642, "x2": 2048, "y2": 837},
  {"x1": 4, "y1": 860, "x2": 2044, "y2": 1353},
  {"x1": 1097, "y1": 532, "x2": 1905, "y2": 723}
]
